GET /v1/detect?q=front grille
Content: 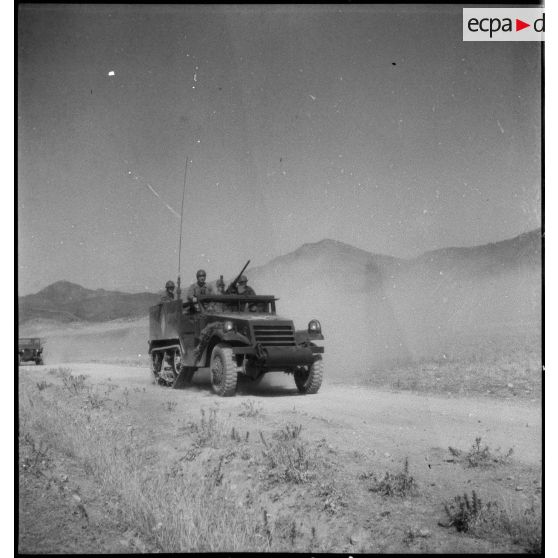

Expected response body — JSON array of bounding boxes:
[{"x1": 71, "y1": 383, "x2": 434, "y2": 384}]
[{"x1": 253, "y1": 323, "x2": 295, "y2": 346}]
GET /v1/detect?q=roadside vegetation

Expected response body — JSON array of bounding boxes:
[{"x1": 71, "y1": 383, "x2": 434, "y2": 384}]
[
  {"x1": 19, "y1": 367, "x2": 541, "y2": 553},
  {"x1": 359, "y1": 329, "x2": 541, "y2": 400}
]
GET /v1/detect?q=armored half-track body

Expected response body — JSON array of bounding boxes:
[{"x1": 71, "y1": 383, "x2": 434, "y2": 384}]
[{"x1": 148, "y1": 294, "x2": 324, "y2": 396}]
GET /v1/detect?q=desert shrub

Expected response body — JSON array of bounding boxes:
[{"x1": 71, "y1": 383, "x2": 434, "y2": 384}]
[
  {"x1": 36, "y1": 380, "x2": 50, "y2": 391},
  {"x1": 164, "y1": 401, "x2": 177, "y2": 412},
  {"x1": 272, "y1": 423, "x2": 302, "y2": 441},
  {"x1": 238, "y1": 400, "x2": 263, "y2": 418},
  {"x1": 317, "y1": 481, "x2": 347, "y2": 515},
  {"x1": 62, "y1": 373, "x2": 87, "y2": 395},
  {"x1": 443, "y1": 491, "x2": 487, "y2": 532},
  {"x1": 366, "y1": 458, "x2": 418, "y2": 497},
  {"x1": 84, "y1": 390, "x2": 105, "y2": 410},
  {"x1": 184, "y1": 407, "x2": 226, "y2": 448},
  {"x1": 442, "y1": 492, "x2": 541, "y2": 553},
  {"x1": 20, "y1": 432, "x2": 50, "y2": 477},
  {"x1": 230, "y1": 427, "x2": 250, "y2": 442},
  {"x1": 448, "y1": 437, "x2": 513, "y2": 468},
  {"x1": 259, "y1": 428, "x2": 314, "y2": 484},
  {"x1": 272, "y1": 515, "x2": 299, "y2": 547}
]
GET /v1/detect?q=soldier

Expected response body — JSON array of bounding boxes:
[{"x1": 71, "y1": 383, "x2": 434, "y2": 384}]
[
  {"x1": 216, "y1": 276, "x2": 226, "y2": 294},
  {"x1": 161, "y1": 280, "x2": 175, "y2": 302},
  {"x1": 235, "y1": 275, "x2": 256, "y2": 296},
  {"x1": 211, "y1": 277, "x2": 227, "y2": 312},
  {"x1": 186, "y1": 269, "x2": 214, "y2": 306}
]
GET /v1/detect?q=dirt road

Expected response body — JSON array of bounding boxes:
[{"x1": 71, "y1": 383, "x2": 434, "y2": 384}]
[{"x1": 35, "y1": 361, "x2": 541, "y2": 466}]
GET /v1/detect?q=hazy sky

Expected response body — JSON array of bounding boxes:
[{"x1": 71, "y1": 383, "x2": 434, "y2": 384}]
[{"x1": 18, "y1": 4, "x2": 542, "y2": 294}]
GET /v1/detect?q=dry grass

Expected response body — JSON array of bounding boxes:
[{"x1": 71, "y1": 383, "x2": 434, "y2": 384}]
[
  {"x1": 361, "y1": 458, "x2": 418, "y2": 497},
  {"x1": 19, "y1": 377, "x2": 270, "y2": 552},
  {"x1": 442, "y1": 491, "x2": 541, "y2": 553},
  {"x1": 19, "y1": 368, "x2": 541, "y2": 553},
  {"x1": 259, "y1": 426, "x2": 315, "y2": 485}
]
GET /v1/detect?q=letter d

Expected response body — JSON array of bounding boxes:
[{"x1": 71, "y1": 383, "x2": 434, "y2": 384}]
[{"x1": 534, "y1": 13, "x2": 544, "y2": 32}]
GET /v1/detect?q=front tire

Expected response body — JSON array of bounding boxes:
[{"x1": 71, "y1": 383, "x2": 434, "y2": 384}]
[
  {"x1": 210, "y1": 344, "x2": 238, "y2": 396},
  {"x1": 294, "y1": 357, "x2": 323, "y2": 394}
]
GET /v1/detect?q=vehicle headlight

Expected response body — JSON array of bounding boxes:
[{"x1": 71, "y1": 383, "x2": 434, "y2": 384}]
[
  {"x1": 223, "y1": 320, "x2": 235, "y2": 332},
  {"x1": 308, "y1": 319, "x2": 321, "y2": 334}
]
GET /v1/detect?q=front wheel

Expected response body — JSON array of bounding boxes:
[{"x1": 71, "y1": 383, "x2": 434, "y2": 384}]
[
  {"x1": 210, "y1": 344, "x2": 238, "y2": 396},
  {"x1": 294, "y1": 357, "x2": 323, "y2": 394}
]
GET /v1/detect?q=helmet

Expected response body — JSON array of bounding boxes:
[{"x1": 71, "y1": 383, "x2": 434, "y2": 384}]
[
  {"x1": 238, "y1": 275, "x2": 248, "y2": 284},
  {"x1": 196, "y1": 269, "x2": 207, "y2": 278},
  {"x1": 165, "y1": 280, "x2": 175, "y2": 289}
]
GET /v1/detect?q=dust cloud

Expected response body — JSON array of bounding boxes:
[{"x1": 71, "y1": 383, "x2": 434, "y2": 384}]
[
  {"x1": 249, "y1": 240, "x2": 541, "y2": 380},
  {"x1": 19, "y1": 238, "x2": 541, "y2": 382}
]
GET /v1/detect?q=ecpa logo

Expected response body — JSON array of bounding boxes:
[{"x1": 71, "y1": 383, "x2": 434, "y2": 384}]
[{"x1": 463, "y1": 8, "x2": 545, "y2": 41}]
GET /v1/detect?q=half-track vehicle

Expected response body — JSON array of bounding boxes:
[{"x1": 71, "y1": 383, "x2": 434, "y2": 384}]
[
  {"x1": 18, "y1": 338, "x2": 44, "y2": 365},
  {"x1": 148, "y1": 294, "x2": 324, "y2": 396}
]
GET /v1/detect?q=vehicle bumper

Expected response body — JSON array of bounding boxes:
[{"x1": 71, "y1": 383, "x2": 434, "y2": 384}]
[{"x1": 232, "y1": 345, "x2": 322, "y2": 366}]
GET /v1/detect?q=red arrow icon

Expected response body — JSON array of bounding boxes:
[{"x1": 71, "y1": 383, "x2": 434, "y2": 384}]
[{"x1": 516, "y1": 19, "x2": 530, "y2": 31}]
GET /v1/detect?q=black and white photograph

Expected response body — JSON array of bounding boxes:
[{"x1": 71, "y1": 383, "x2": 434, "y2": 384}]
[{"x1": 17, "y1": 3, "x2": 542, "y2": 553}]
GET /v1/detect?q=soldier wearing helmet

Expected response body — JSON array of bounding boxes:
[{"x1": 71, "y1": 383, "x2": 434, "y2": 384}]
[
  {"x1": 234, "y1": 275, "x2": 256, "y2": 296},
  {"x1": 186, "y1": 269, "x2": 214, "y2": 304},
  {"x1": 160, "y1": 280, "x2": 176, "y2": 302}
]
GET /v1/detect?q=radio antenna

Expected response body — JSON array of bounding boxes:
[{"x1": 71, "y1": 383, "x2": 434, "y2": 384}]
[{"x1": 177, "y1": 155, "x2": 188, "y2": 299}]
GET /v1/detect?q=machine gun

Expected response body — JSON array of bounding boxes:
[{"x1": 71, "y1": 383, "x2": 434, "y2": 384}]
[{"x1": 225, "y1": 260, "x2": 250, "y2": 294}]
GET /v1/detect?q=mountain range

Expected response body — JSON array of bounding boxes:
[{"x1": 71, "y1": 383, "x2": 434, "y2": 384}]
[
  {"x1": 18, "y1": 228, "x2": 541, "y2": 367},
  {"x1": 18, "y1": 282, "x2": 161, "y2": 324},
  {"x1": 18, "y1": 228, "x2": 541, "y2": 333}
]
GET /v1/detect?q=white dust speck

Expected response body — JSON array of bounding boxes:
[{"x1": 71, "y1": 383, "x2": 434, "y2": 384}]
[
  {"x1": 309, "y1": 94, "x2": 316, "y2": 101},
  {"x1": 146, "y1": 184, "x2": 160, "y2": 198},
  {"x1": 108, "y1": 70, "x2": 115, "y2": 76},
  {"x1": 165, "y1": 204, "x2": 181, "y2": 219},
  {"x1": 496, "y1": 119, "x2": 505, "y2": 134}
]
